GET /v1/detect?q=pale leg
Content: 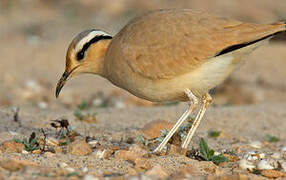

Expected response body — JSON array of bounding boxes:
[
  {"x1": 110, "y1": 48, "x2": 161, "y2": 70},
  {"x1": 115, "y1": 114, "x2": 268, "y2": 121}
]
[
  {"x1": 153, "y1": 89, "x2": 199, "y2": 153},
  {"x1": 181, "y1": 93, "x2": 212, "y2": 149}
]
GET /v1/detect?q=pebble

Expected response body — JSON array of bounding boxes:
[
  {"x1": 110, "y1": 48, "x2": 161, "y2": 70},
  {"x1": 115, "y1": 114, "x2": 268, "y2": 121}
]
[
  {"x1": 87, "y1": 140, "x2": 99, "y2": 148},
  {"x1": 271, "y1": 152, "x2": 281, "y2": 159},
  {"x1": 239, "y1": 159, "x2": 255, "y2": 171},
  {"x1": 134, "y1": 158, "x2": 151, "y2": 171},
  {"x1": 141, "y1": 120, "x2": 174, "y2": 139},
  {"x1": 281, "y1": 162, "x2": 286, "y2": 172},
  {"x1": 44, "y1": 152, "x2": 56, "y2": 157},
  {"x1": 22, "y1": 150, "x2": 29, "y2": 154},
  {"x1": 38, "y1": 101, "x2": 47, "y2": 109},
  {"x1": 93, "y1": 149, "x2": 112, "y2": 159},
  {"x1": 1, "y1": 140, "x2": 24, "y2": 153},
  {"x1": 114, "y1": 150, "x2": 139, "y2": 161},
  {"x1": 248, "y1": 141, "x2": 262, "y2": 149},
  {"x1": 0, "y1": 159, "x2": 37, "y2": 172},
  {"x1": 67, "y1": 139, "x2": 92, "y2": 156},
  {"x1": 281, "y1": 146, "x2": 286, "y2": 152},
  {"x1": 66, "y1": 167, "x2": 75, "y2": 172},
  {"x1": 145, "y1": 165, "x2": 169, "y2": 179},
  {"x1": 261, "y1": 169, "x2": 286, "y2": 178},
  {"x1": 83, "y1": 174, "x2": 98, "y2": 180},
  {"x1": 244, "y1": 151, "x2": 264, "y2": 161},
  {"x1": 257, "y1": 159, "x2": 274, "y2": 170},
  {"x1": 59, "y1": 162, "x2": 68, "y2": 168},
  {"x1": 81, "y1": 167, "x2": 89, "y2": 173}
]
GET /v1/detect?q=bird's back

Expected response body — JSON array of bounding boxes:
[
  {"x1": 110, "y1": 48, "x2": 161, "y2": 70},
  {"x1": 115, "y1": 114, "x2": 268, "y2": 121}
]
[{"x1": 105, "y1": 9, "x2": 285, "y2": 79}]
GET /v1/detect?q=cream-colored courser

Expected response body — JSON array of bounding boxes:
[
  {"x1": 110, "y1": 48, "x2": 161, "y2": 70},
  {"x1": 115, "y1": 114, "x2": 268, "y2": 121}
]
[{"x1": 56, "y1": 9, "x2": 286, "y2": 152}]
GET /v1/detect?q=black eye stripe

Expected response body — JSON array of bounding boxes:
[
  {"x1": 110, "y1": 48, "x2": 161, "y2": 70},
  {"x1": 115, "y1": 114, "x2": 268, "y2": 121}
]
[{"x1": 76, "y1": 35, "x2": 112, "y2": 61}]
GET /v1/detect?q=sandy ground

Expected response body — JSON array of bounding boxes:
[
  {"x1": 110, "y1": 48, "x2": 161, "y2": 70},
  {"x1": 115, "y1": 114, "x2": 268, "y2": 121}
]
[{"x1": 0, "y1": 1, "x2": 286, "y2": 179}]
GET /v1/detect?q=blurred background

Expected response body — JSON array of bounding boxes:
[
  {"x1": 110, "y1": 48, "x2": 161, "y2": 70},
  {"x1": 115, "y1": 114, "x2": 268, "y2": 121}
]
[{"x1": 1, "y1": 0, "x2": 286, "y2": 110}]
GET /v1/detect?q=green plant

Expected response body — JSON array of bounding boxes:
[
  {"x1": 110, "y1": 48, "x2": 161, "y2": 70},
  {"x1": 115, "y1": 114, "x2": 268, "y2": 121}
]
[
  {"x1": 199, "y1": 138, "x2": 228, "y2": 164},
  {"x1": 178, "y1": 122, "x2": 193, "y2": 141},
  {"x1": 77, "y1": 100, "x2": 90, "y2": 110},
  {"x1": 156, "y1": 128, "x2": 168, "y2": 143},
  {"x1": 137, "y1": 134, "x2": 149, "y2": 146},
  {"x1": 14, "y1": 132, "x2": 40, "y2": 152},
  {"x1": 266, "y1": 134, "x2": 279, "y2": 143},
  {"x1": 208, "y1": 130, "x2": 221, "y2": 138},
  {"x1": 73, "y1": 109, "x2": 85, "y2": 120}
]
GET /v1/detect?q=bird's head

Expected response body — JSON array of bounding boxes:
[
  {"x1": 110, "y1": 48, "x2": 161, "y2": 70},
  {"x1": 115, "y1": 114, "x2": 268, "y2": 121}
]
[{"x1": 55, "y1": 29, "x2": 112, "y2": 98}]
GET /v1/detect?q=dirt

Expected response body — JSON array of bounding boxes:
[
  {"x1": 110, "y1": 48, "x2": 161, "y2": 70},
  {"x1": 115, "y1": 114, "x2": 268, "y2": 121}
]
[{"x1": 0, "y1": 1, "x2": 286, "y2": 179}]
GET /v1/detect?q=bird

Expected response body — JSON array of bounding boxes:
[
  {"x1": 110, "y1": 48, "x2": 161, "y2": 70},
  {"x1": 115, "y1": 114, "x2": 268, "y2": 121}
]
[{"x1": 55, "y1": 9, "x2": 286, "y2": 153}]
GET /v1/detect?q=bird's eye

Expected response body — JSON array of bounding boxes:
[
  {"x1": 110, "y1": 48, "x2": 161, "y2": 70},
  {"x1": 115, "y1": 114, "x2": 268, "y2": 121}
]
[{"x1": 77, "y1": 51, "x2": 84, "y2": 61}]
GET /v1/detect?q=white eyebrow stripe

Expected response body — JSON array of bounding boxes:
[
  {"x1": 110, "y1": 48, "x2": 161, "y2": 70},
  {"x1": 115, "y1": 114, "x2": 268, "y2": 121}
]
[{"x1": 75, "y1": 30, "x2": 111, "y2": 53}]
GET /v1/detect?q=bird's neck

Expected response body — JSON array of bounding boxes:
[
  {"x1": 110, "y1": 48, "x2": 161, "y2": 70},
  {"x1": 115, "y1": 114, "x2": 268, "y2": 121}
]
[{"x1": 88, "y1": 40, "x2": 111, "y2": 77}]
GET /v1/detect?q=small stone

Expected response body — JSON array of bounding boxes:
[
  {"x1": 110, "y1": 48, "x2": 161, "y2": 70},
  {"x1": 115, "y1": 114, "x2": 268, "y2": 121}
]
[
  {"x1": 0, "y1": 159, "x2": 37, "y2": 172},
  {"x1": 281, "y1": 146, "x2": 286, "y2": 152},
  {"x1": 59, "y1": 162, "x2": 68, "y2": 168},
  {"x1": 257, "y1": 159, "x2": 274, "y2": 170},
  {"x1": 22, "y1": 150, "x2": 29, "y2": 154},
  {"x1": 141, "y1": 120, "x2": 174, "y2": 139},
  {"x1": 114, "y1": 150, "x2": 140, "y2": 161},
  {"x1": 67, "y1": 140, "x2": 92, "y2": 156},
  {"x1": 261, "y1": 169, "x2": 286, "y2": 178},
  {"x1": 32, "y1": 149, "x2": 41, "y2": 154},
  {"x1": 127, "y1": 167, "x2": 137, "y2": 176},
  {"x1": 281, "y1": 162, "x2": 286, "y2": 172},
  {"x1": 248, "y1": 141, "x2": 262, "y2": 149},
  {"x1": 134, "y1": 158, "x2": 151, "y2": 171},
  {"x1": 46, "y1": 137, "x2": 59, "y2": 147},
  {"x1": 93, "y1": 149, "x2": 112, "y2": 159},
  {"x1": 44, "y1": 152, "x2": 55, "y2": 157},
  {"x1": 66, "y1": 167, "x2": 75, "y2": 172},
  {"x1": 271, "y1": 152, "x2": 281, "y2": 159},
  {"x1": 87, "y1": 140, "x2": 99, "y2": 148},
  {"x1": 81, "y1": 167, "x2": 88, "y2": 173},
  {"x1": 1, "y1": 140, "x2": 24, "y2": 153},
  {"x1": 53, "y1": 146, "x2": 62, "y2": 153},
  {"x1": 145, "y1": 165, "x2": 169, "y2": 179},
  {"x1": 83, "y1": 174, "x2": 97, "y2": 180},
  {"x1": 239, "y1": 159, "x2": 255, "y2": 171}
]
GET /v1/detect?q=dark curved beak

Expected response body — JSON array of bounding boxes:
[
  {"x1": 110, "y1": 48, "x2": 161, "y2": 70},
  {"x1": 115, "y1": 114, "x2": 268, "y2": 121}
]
[
  {"x1": 55, "y1": 71, "x2": 70, "y2": 98},
  {"x1": 55, "y1": 65, "x2": 81, "y2": 98}
]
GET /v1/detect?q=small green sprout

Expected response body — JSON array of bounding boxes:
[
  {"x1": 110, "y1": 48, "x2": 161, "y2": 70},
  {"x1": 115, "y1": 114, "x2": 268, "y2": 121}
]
[
  {"x1": 266, "y1": 134, "x2": 280, "y2": 143},
  {"x1": 156, "y1": 128, "x2": 168, "y2": 143},
  {"x1": 15, "y1": 132, "x2": 40, "y2": 152},
  {"x1": 137, "y1": 134, "x2": 149, "y2": 146},
  {"x1": 67, "y1": 172, "x2": 79, "y2": 177},
  {"x1": 178, "y1": 122, "x2": 192, "y2": 141},
  {"x1": 77, "y1": 100, "x2": 90, "y2": 110},
  {"x1": 73, "y1": 109, "x2": 85, "y2": 120},
  {"x1": 208, "y1": 130, "x2": 221, "y2": 138},
  {"x1": 199, "y1": 138, "x2": 228, "y2": 164}
]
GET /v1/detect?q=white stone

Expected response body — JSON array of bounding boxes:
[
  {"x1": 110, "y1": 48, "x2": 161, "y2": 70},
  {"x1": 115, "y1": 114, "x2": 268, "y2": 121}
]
[
  {"x1": 83, "y1": 174, "x2": 99, "y2": 180},
  {"x1": 22, "y1": 150, "x2": 29, "y2": 154},
  {"x1": 280, "y1": 146, "x2": 286, "y2": 152},
  {"x1": 271, "y1": 152, "x2": 281, "y2": 159},
  {"x1": 248, "y1": 141, "x2": 262, "y2": 149},
  {"x1": 239, "y1": 159, "x2": 255, "y2": 171},
  {"x1": 281, "y1": 162, "x2": 286, "y2": 172},
  {"x1": 257, "y1": 159, "x2": 274, "y2": 170}
]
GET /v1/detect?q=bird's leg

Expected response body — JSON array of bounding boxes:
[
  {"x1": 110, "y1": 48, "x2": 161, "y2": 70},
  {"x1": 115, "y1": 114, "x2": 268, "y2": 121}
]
[
  {"x1": 153, "y1": 89, "x2": 199, "y2": 153},
  {"x1": 181, "y1": 93, "x2": 212, "y2": 149}
]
